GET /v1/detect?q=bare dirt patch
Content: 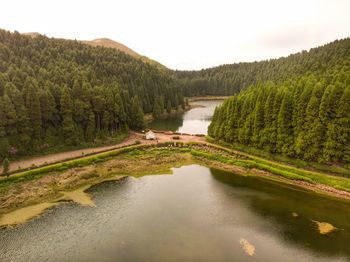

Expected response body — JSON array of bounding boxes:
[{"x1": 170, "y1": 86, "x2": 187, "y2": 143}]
[{"x1": 0, "y1": 202, "x2": 58, "y2": 227}]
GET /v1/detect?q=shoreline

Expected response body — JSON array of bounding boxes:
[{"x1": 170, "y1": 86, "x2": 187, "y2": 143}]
[
  {"x1": 199, "y1": 158, "x2": 350, "y2": 202},
  {"x1": 144, "y1": 103, "x2": 195, "y2": 124},
  {"x1": 187, "y1": 95, "x2": 230, "y2": 102},
  {"x1": 1, "y1": 142, "x2": 350, "y2": 228}
]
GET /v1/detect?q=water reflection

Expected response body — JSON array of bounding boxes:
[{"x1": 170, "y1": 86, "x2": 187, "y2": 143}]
[
  {"x1": 210, "y1": 168, "x2": 350, "y2": 259},
  {"x1": 1, "y1": 165, "x2": 349, "y2": 262},
  {"x1": 149, "y1": 100, "x2": 223, "y2": 134}
]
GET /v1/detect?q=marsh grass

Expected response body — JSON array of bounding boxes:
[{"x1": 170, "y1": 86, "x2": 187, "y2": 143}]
[
  {"x1": 190, "y1": 148, "x2": 350, "y2": 192},
  {"x1": 2, "y1": 141, "x2": 350, "y2": 199},
  {"x1": 205, "y1": 137, "x2": 350, "y2": 178}
]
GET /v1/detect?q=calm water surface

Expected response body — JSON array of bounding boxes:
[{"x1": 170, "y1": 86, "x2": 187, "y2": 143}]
[
  {"x1": 1, "y1": 165, "x2": 350, "y2": 262},
  {"x1": 149, "y1": 100, "x2": 223, "y2": 134}
]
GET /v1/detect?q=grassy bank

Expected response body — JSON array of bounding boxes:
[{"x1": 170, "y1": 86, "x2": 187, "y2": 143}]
[
  {"x1": 0, "y1": 144, "x2": 193, "y2": 215},
  {"x1": 190, "y1": 148, "x2": 350, "y2": 193},
  {"x1": 205, "y1": 136, "x2": 350, "y2": 178},
  {"x1": 1, "y1": 142, "x2": 350, "y2": 221},
  {"x1": 3, "y1": 141, "x2": 350, "y2": 195}
]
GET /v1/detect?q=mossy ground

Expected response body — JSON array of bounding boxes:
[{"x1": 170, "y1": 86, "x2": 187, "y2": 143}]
[{"x1": 1, "y1": 142, "x2": 350, "y2": 221}]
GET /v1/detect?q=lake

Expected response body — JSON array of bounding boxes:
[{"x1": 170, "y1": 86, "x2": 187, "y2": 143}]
[
  {"x1": 148, "y1": 100, "x2": 223, "y2": 135},
  {"x1": 1, "y1": 164, "x2": 350, "y2": 262}
]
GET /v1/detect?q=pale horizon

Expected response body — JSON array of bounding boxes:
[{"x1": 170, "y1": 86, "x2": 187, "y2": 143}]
[{"x1": 1, "y1": 0, "x2": 349, "y2": 70}]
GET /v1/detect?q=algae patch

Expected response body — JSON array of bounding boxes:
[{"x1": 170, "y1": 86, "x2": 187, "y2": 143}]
[
  {"x1": 311, "y1": 220, "x2": 337, "y2": 234},
  {"x1": 62, "y1": 186, "x2": 95, "y2": 207},
  {"x1": 239, "y1": 238, "x2": 255, "y2": 256},
  {"x1": 0, "y1": 202, "x2": 57, "y2": 227}
]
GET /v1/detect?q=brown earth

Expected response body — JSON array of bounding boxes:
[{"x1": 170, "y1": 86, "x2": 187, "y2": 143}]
[
  {"x1": 0, "y1": 149, "x2": 193, "y2": 214},
  {"x1": 2, "y1": 131, "x2": 350, "y2": 215},
  {"x1": 1, "y1": 132, "x2": 205, "y2": 174}
]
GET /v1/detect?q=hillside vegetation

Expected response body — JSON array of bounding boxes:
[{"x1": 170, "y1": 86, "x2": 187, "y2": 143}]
[
  {"x1": 0, "y1": 30, "x2": 183, "y2": 158},
  {"x1": 83, "y1": 38, "x2": 166, "y2": 70},
  {"x1": 1, "y1": 28, "x2": 349, "y2": 166},
  {"x1": 208, "y1": 38, "x2": 350, "y2": 165},
  {"x1": 176, "y1": 38, "x2": 350, "y2": 96}
]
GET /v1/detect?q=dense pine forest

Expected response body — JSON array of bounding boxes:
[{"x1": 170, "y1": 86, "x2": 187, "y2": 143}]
[
  {"x1": 1, "y1": 27, "x2": 349, "y2": 165},
  {"x1": 0, "y1": 30, "x2": 184, "y2": 158},
  {"x1": 209, "y1": 38, "x2": 350, "y2": 164},
  {"x1": 177, "y1": 38, "x2": 350, "y2": 96}
]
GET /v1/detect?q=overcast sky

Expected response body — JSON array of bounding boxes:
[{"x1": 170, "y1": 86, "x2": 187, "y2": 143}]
[{"x1": 1, "y1": 0, "x2": 349, "y2": 70}]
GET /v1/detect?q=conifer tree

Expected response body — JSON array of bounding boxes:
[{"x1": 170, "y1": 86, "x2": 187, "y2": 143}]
[
  {"x1": 0, "y1": 98, "x2": 9, "y2": 158},
  {"x1": 166, "y1": 100, "x2": 172, "y2": 114},
  {"x1": 24, "y1": 82, "x2": 42, "y2": 141},
  {"x1": 2, "y1": 157, "x2": 10, "y2": 177},
  {"x1": 323, "y1": 86, "x2": 350, "y2": 162},
  {"x1": 277, "y1": 91, "x2": 294, "y2": 156},
  {"x1": 152, "y1": 97, "x2": 162, "y2": 119},
  {"x1": 60, "y1": 88, "x2": 78, "y2": 145},
  {"x1": 130, "y1": 96, "x2": 145, "y2": 130}
]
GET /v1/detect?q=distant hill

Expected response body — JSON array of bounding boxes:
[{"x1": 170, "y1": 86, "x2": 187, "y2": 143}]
[
  {"x1": 22, "y1": 32, "x2": 41, "y2": 38},
  {"x1": 83, "y1": 38, "x2": 166, "y2": 70},
  {"x1": 177, "y1": 38, "x2": 350, "y2": 96},
  {"x1": 82, "y1": 38, "x2": 140, "y2": 58},
  {"x1": 21, "y1": 32, "x2": 166, "y2": 70}
]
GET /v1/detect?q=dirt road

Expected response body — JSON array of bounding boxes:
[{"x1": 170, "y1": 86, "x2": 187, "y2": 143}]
[{"x1": 1, "y1": 132, "x2": 205, "y2": 174}]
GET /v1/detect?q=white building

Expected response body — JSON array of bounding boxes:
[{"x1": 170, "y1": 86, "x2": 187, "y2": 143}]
[{"x1": 145, "y1": 130, "x2": 156, "y2": 140}]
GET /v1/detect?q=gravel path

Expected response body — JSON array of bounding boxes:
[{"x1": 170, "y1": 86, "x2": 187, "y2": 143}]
[{"x1": 1, "y1": 132, "x2": 205, "y2": 174}]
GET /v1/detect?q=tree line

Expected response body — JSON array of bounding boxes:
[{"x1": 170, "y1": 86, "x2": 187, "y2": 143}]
[
  {"x1": 175, "y1": 38, "x2": 350, "y2": 96},
  {"x1": 1, "y1": 28, "x2": 349, "y2": 164},
  {"x1": 0, "y1": 29, "x2": 184, "y2": 158},
  {"x1": 207, "y1": 38, "x2": 350, "y2": 164},
  {"x1": 209, "y1": 69, "x2": 350, "y2": 164}
]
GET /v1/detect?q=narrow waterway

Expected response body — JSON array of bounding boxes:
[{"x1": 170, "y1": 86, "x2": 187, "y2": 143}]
[{"x1": 148, "y1": 100, "x2": 223, "y2": 134}]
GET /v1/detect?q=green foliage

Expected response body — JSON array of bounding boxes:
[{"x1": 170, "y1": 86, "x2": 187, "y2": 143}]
[
  {"x1": 209, "y1": 69, "x2": 350, "y2": 164},
  {"x1": 130, "y1": 96, "x2": 145, "y2": 130},
  {"x1": 191, "y1": 147, "x2": 350, "y2": 192},
  {"x1": 152, "y1": 96, "x2": 162, "y2": 118},
  {"x1": 2, "y1": 141, "x2": 350, "y2": 196},
  {"x1": 176, "y1": 38, "x2": 350, "y2": 96},
  {"x1": 166, "y1": 100, "x2": 172, "y2": 114},
  {"x1": 1, "y1": 29, "x2": 349, "y2": 166},
  {"x1": 0, "y1": 29, "x2": 182, "y2": 156},
  {"x1": 2, "y1": 157, "x2": 9, "y2": 177}
]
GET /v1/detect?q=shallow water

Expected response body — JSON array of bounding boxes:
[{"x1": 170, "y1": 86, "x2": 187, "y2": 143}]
[
  {"x1": 149, "y1": 100, "x2": 223, "y2": 134},
  {"x1": 1, "y1": 164, "x2": 350, "y2": 262}
]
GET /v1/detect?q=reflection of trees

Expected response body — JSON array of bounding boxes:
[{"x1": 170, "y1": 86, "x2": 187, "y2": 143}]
[
  {"x1": 149, "y1": 114, "x2": 184, "y2": 131},
  {"x1": 210, "y1": 168, "x2": 350, "y2": 259}
]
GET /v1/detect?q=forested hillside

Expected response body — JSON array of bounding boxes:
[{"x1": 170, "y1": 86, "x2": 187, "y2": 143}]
[
  {"x1": 177, "y1": 38, "x2": 350, "y2": 96},
  {"x1": 1, "y1": 28, "x2": 349, "y2": 163},
  {"x1": 82, "y1": 38, "x2": 166, "y2": 70},
  {"x1": 0, "y1": 30, "x2": 183, "y2": 157},
  {"x1": 208, "y1": 39, "x2": 350, "y2": 164}
]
